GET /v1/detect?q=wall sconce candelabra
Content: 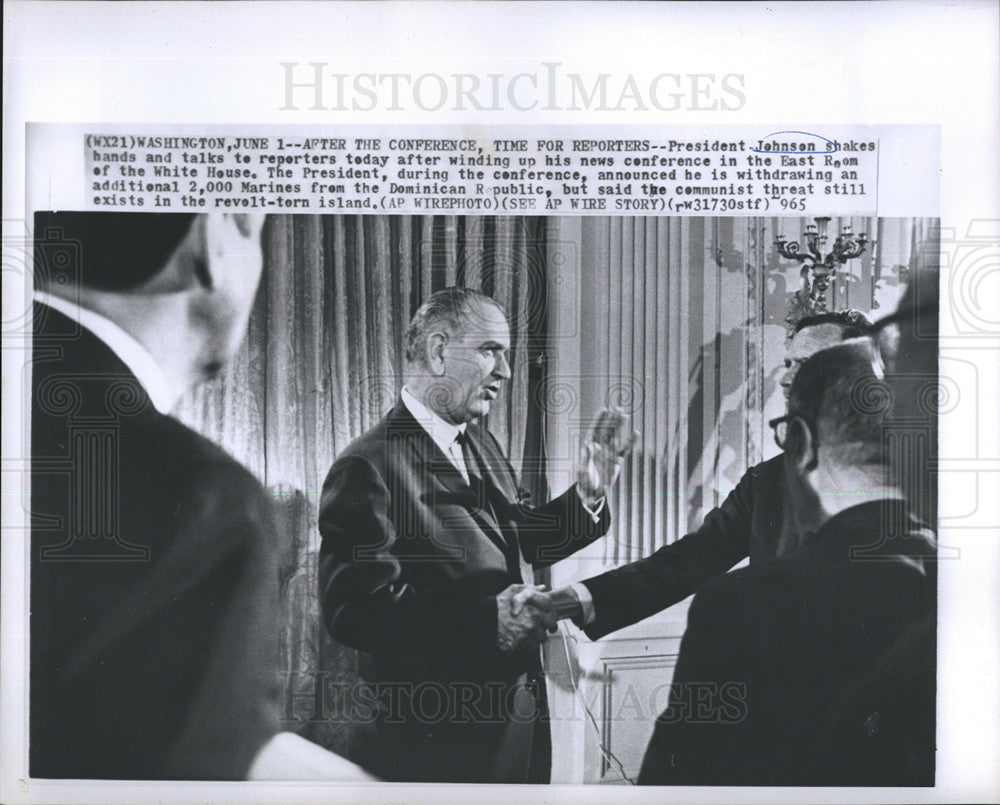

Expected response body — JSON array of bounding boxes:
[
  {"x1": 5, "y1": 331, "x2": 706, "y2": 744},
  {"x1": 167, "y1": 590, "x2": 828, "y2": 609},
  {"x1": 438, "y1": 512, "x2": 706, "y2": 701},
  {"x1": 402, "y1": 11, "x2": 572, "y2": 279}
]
[{"x1": 777, "y1": 217, "x2": 870, "y2": 325}]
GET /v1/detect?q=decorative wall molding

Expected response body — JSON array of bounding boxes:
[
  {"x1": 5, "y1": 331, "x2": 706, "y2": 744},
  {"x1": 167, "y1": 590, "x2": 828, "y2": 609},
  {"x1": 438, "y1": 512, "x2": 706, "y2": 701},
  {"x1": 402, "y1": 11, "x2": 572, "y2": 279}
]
[{"x1": 597, "y1": 652, "x2": 680, "y2": 782}]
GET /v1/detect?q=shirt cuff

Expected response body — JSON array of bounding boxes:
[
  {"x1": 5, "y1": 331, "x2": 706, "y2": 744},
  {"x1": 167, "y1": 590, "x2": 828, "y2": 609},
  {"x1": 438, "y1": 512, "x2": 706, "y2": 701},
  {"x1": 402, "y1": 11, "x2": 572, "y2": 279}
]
[
  {"x1": 569, "y1": 582, "x2": 596, "y2": 626},
  {"x1": 248, "y1": 732, "x2": 378, "y2": 781},
  {"x1": 576, "y1": 487, "x2": 606, "y2": 522}
]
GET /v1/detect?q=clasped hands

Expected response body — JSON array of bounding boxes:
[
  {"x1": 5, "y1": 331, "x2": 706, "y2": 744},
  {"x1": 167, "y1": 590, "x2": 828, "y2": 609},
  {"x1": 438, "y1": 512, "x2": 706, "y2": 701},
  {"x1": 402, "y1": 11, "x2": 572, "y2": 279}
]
[
  {"x1": 496, "y1": 584, "x2": 590, "y2": 651},
  {"x1": 496, "y1": 584, "x2": 559, "y2": 652},
  {"x1": 496, "y1": 409, "x2": 637, "y2": 652}
]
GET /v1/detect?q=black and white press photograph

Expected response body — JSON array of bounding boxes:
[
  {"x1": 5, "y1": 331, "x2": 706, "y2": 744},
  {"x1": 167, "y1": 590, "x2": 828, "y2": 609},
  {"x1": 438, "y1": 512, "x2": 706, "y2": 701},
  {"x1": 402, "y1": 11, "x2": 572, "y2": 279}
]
[
  {"x1": 4, "y1": 3, "x2": 999, "y2": 803},
  {"x1": 27, "y1": 211, "x2": 940, "y2": 786}
]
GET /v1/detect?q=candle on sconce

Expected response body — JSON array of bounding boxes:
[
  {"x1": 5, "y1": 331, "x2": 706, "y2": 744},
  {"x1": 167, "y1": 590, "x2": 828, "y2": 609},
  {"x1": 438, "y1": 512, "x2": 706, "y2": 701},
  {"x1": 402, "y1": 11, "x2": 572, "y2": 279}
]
[{"x1": 776, "y1": 217, "x2": 870, "y2": 320}]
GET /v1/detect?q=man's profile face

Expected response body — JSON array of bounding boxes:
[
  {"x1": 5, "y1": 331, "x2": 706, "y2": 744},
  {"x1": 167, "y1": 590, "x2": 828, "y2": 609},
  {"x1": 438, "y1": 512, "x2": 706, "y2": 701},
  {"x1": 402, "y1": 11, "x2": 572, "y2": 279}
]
[
  {"x1": 882, "y1": 315, "x2": 938, "y2": 421},
  {"x1": 780, "y1": 323, "x2": 846, "y2": 397},
  {"x1": 434, "y1": 301, "x2": 512, "y2": 425},
  {"x1": 876, "y1": 300, "x2": 939, "y2": 522},
  {"x1": 200, "y1": 213, "x2": 267, "y2": 377}
]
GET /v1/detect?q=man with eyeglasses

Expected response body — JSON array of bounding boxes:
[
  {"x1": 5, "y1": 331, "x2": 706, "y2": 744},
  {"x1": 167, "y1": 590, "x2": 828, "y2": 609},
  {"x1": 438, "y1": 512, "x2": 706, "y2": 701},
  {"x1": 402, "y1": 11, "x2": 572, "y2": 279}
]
[
  {"x1": 544, "y1": 310, "x2": 873, "y2": 638},
  {"x1": 638, "y1": 340, "x2": 936, "y2": 785}
]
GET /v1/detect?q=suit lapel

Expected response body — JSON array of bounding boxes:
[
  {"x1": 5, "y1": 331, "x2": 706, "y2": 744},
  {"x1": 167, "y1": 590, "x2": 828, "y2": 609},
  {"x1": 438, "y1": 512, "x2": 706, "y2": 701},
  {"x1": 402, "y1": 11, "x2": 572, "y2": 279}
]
[
  {"x1": 388, "y1": 402, "x2": 469, "y2": 497},
  {"x1": 464, "y1": 427, "x2": 524, "y2": 576},
  {"x1": 464, "y1": 427, "x2": 519, "y2": 518},
  {"x1": 387, "y1": 402, "x2": 512, "y2": 559}
]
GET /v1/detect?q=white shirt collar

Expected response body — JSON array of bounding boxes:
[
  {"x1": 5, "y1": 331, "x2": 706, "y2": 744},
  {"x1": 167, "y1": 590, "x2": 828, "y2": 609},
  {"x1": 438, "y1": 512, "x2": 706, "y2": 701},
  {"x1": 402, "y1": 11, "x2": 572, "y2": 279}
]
[
  {"x1": 35, "y1": 291, "x2": 183, "y2": 414},
  {"x1": 400, "y1": 386, "x2": 467, "y2": 455}
]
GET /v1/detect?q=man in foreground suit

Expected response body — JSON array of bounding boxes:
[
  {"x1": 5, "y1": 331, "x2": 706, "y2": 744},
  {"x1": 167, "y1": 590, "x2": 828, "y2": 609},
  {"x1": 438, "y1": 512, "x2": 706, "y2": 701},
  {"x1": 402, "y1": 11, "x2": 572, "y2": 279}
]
[
  {"x1": 318, "y1": 286, "x2": 634, "y2": 783},
  {"x1": 31, "y1": 211, "x2": 372, "y2": 780},
  {"x1": 545, "y1": 310, "x2": 873, "y2": 637},
  {"x1": 822, "y1": 267, "x2": 940, "y2": 783},
  {"x1": 872, "y1": 267, "x2": 939, "y2": 527},
  {"x1": 637, "y1": 341, "x2": 936, "y2": 785}
]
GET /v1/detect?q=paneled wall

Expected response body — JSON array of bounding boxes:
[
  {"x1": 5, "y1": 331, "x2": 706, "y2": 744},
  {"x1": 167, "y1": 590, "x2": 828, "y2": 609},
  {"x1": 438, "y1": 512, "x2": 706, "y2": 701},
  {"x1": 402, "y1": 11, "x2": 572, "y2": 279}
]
[
  {"x1": 543, "y1": 215, "x2": 937, "y2": 783},
  {"x1": 545, "y1": 216, "x2": 934, "y2": 581}
]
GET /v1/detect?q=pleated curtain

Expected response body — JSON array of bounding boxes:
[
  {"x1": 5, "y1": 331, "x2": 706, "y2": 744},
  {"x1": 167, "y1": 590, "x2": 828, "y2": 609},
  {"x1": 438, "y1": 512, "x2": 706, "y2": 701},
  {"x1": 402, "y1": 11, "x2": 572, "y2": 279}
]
[{"x1": 176, "y1": 214, "x2": 548, "y2": 757}]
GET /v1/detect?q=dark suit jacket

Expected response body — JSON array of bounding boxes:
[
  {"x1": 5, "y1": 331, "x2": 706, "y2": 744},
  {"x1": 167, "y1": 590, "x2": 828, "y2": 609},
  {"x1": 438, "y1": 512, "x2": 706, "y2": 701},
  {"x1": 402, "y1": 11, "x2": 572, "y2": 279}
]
[
  {"x1": 30, "y1": 303, "x2": 286, "y2": 780},
  {"x1": 317, "y1": 400, "x2": 610, "y2": 782},
  {"x1": 581, "y1": 453, "x2": 790, "y2": 639},
  {"x1": 638, "y1": 500, "x2": 936, "y2": 786}
]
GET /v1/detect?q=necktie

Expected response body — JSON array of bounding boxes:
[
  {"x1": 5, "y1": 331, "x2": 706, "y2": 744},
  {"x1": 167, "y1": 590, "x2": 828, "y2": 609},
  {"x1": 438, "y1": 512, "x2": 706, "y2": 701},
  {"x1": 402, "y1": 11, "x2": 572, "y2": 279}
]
[
  {"x1": 456, "y1": 429, "x2": 483, "y2": 488},
  {"x1": 456, "y1": 431, "x2": 523, "y2": 582}
]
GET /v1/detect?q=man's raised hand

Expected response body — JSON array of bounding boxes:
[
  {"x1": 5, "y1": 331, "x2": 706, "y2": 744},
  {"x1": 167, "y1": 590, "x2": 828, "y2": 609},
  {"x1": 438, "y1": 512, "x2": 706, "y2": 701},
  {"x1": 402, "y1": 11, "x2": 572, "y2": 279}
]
[{"x1": 577, "y1": 407, "x2": 639, "y2": 505}]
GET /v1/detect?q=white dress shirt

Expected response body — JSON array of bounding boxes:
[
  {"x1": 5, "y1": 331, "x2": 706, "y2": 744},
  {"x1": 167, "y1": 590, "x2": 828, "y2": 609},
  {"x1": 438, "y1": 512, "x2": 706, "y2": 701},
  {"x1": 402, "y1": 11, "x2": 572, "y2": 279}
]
[
  {"x1": 400, "y1": 386, "x2": 472, "y2": 483},
  {"x1": 35, "y1": 291, "x2": 183, "y2": 414},
  {"x1": 569, "y1": 582, "x2": 597, "y2": 624}
]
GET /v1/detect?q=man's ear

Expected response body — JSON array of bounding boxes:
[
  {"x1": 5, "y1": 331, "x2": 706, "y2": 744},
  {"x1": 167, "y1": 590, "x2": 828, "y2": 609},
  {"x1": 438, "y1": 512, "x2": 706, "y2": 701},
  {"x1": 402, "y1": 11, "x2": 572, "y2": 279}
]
[
  {"x1": 426, "y1": 331, "x2": 448, "y2": 376},
  {"x1": 789, "y1": 417, "x2": 817, "y2": 474},
  {"x1": 200, "y1": 213, "x2": 266, "y2": 290}
]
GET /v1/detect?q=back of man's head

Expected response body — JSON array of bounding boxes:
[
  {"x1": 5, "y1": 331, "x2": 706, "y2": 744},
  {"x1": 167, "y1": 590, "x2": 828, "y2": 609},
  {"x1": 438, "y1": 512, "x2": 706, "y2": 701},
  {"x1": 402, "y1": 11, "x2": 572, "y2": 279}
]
[
  {"x1": 34, "y1": 212, "x2": 198, "y2": 291},
  {"x1": 34, "y1": 211, "x2": 267, "y2": 393},
  {"x1": 787, "y1": 340, "x2": 887, "y2": 471},
  {"x1": 405, "y1": 286, "x2": 502, "y2": 366}
]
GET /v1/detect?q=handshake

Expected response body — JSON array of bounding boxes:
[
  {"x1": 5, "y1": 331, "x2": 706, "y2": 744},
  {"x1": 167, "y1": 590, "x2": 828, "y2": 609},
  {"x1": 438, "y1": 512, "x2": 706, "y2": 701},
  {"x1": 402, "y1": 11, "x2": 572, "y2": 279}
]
[{"x1": 495, "y1": 583, "x2": 585, "y2": 652}]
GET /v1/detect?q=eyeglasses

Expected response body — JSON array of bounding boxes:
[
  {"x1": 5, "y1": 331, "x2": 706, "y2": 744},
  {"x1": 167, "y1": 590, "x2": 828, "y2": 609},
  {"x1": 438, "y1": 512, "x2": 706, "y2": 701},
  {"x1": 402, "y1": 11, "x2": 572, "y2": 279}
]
[
  {"x1": 768, "y1": 414, "x2": 793, "y2": 449},
  {"x1": 768, "y1": 413, "x2": 817, "y2": 457}
]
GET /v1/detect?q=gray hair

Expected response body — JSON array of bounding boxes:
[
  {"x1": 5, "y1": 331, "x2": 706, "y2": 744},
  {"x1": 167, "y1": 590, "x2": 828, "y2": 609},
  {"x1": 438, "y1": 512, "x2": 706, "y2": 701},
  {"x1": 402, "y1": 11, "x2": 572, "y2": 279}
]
[
  {"x1": 793, "y1": 309, "x2": 873, "y2": 338},
  {"x1": 787, "y1": 340, "x2": 888, "y2": 467},
  {"x1": 405, "y1": 286, "x2": 503, "y2": 366}
]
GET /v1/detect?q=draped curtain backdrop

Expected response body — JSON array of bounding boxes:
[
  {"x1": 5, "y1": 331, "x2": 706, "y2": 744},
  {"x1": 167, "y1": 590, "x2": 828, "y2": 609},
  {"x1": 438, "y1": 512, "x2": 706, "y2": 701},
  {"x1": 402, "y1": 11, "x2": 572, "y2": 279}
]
[{"x1": 176, "y1": 215, "x2": 549, "y2": 758}]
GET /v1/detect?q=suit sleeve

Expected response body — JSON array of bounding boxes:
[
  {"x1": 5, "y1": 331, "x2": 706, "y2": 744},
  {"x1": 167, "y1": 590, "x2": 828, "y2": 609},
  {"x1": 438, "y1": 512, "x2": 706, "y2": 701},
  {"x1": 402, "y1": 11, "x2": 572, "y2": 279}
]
[
  {"x1": 515, "y1": 484, "x2": 611, "y2": 568},
  {"x1": 475, "y1": 429, "x2": 611, "y2": 569},
  {"x1": 580, "y1": 464, "x2": 760, "y2": 639},
  {"x1": 317, "y1": 454, "x2": 502, "y2": 670}
]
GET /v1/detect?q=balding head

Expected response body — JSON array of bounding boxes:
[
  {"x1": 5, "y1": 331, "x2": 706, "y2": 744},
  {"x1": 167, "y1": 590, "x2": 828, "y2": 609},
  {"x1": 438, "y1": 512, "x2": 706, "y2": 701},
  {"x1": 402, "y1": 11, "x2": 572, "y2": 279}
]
[
  {"x1": 405, "y1": 286, "x2": 505, "y2": 368},
  {"x1": 780, "y1": 310, "x2": 873, "y2": 397},
  {"x1": 404, "y1": 287, "x2": 512, "y2": 425},
  {"x1": 781, "y1": 340, "x2": 897, "y2": 534},
  {"x1": 787, "y1": 340, "x2": 887, "y2": 470}
]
